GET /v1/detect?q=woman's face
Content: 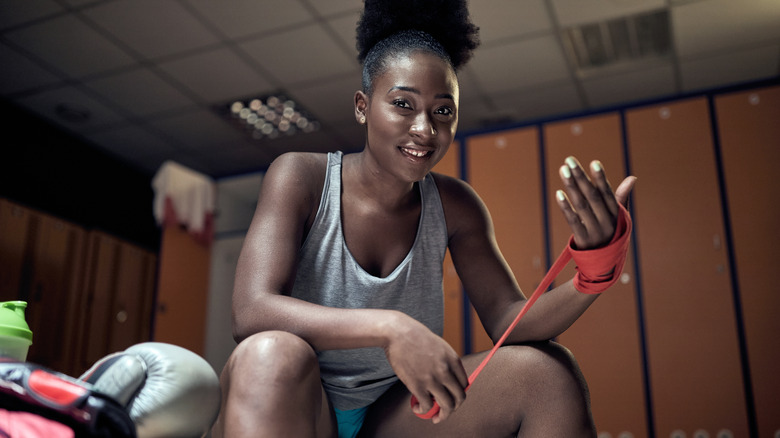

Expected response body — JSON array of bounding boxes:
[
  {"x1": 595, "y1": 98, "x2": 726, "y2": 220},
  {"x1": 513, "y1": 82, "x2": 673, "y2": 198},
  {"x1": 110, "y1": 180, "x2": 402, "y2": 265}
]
[{"x1": 357, "y1": 51, "x2": 459, "y2": 182}]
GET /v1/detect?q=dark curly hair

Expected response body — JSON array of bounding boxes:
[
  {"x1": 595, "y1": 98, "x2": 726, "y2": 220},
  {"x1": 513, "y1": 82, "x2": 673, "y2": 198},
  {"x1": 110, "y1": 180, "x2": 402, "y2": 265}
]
[{"x1": 356, "y1": 0, "x2": 480, "y2": 94}]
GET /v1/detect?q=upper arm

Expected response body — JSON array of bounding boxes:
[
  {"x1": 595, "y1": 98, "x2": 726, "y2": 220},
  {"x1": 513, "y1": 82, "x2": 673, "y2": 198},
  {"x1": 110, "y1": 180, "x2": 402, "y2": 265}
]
[
  {"x1": 232, "y1": 153, "x2": 324, "y2": 332},
  {"x1": 434, "y1": 174, "x2": 525, "y2": 339}
]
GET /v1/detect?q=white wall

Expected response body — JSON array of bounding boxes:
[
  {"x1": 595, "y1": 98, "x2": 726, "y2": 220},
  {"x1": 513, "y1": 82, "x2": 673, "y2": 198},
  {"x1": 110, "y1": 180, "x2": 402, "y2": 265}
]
[{"x1": 204, "y1": 173, "x2": 262, "y2": 373}]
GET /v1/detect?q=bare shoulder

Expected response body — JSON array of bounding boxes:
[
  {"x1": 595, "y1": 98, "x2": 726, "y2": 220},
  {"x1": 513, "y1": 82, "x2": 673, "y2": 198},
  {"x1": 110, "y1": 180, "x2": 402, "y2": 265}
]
[
  {"x1": 266, "y1": 151, "x2": 327, "y2": 183},
  {"x1": 263, "y1": 152, "x2": 327, "y2": 197},
  {"x1": 430, "y1": 172, "x2": 490, "y2": 237},
  {"x1": 256, "y1": 152, "x2": 329, "y2": 221}
]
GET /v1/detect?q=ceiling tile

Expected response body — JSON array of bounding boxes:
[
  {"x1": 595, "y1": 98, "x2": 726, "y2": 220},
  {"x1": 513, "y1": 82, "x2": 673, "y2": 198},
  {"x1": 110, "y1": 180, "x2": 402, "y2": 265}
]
[
  {"x1": 487, "y1": 79, "x2": 584, "y2": 124},
  {"x1": 290, "y1": 74, "x2": 362, "y2": 126},
  {"x1": 581, "y1": 63, "x2": 676, "y2": 108},
  {"x1": 680, "y1": 45, "x2": 780, "y2": 92},
  {"x1": 552, "y1": 0, "x2": 666, "y2": 27},
  {"x1": 240, "y1": 24, "x2": 358, "y2": 86},
  {"x1": 469, "y1": 0, "x2": 552, "y2": 44},
  {"x1": 326, "y1": 11, "x2": 362, "y2": 53},
  {"x1": 673, "y1": 0, "x2": 780, "y2": 58},
  {"x1": 0, "y1": 43, "x2": 63, "y2": 95},
  {"x1": 85, "y1": 67, "x2": 197, "y2": 117},
  {"x1": 0, "y1": 1, "x2": 64, "y2": 30},
  {"x1": 4, "y1": 14, "x2": 136, "y2": 78},
  {"x1": 185, "y1": 0, "x2": 313, "y2": 40},
  {"x1": 148, "y1": 109, "x2": 249, "y2": 152},
  {"x1": 82, "y1": 0, "x2": 220, "y2": 60},
  {"x1": 85, "y1": 124, "x2": 178, "y2": 163},
  {"x1": 306, "y1": 0, "x2": 362, "y2": 18},
  {"x1": 61, "y1": 0, "x2": 102, "y2": 8},
  {"x1": 157, "y1": 47, "x2": 273, "y2": 103},
  {"x1": 14, "y1": 85, "x2": 126, "y2": 132},
  {"x1": 469, "y1": 35, "x2": 571, "y2": 95}
]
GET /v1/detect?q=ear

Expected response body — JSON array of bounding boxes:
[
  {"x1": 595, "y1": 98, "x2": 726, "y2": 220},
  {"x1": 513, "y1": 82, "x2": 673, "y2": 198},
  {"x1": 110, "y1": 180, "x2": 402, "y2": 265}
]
[{"x1": 354, "y1": 90, "x2": 368, "y2": 124}]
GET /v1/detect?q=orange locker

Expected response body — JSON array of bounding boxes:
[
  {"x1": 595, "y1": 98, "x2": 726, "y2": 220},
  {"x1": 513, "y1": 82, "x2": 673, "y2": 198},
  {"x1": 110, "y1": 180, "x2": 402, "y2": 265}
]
[
  {"x1": 432, "y1": 141, "x2": 465, "y2": 355},
  {"x1": 154, "y1": 224, "x2": 210, "y2": 356},
  {"x1": 543, "y1": 113, "x2": 648, "y2": 437},
  {"x1": 715, "y1": 85, "x2": 780, "y2": 438},
  {"x1": 466, "y1": 128, "x2": 546, "y2": 353},
  {"x1": 626, "y1": 98, "x2": 748, "y2": 436}
]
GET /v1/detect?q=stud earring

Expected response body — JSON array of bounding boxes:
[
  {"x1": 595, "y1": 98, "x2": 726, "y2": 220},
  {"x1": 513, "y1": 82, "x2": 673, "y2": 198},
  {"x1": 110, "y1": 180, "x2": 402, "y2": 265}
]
[{"x1": 359, "y1": 115, "x2": 366, "y2": 124}]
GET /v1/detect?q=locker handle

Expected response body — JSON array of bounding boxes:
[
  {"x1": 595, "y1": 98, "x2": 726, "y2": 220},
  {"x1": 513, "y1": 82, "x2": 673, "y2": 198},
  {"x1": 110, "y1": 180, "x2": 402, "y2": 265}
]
[{"x1": 713, "y1": 234, "x2": 722, "y2": 250}]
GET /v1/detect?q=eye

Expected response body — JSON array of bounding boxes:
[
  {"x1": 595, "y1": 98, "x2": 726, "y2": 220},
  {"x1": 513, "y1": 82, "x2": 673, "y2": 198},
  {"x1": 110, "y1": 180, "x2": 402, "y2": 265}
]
[
  {"x1": 435, "y1": 106, "x2": 454, "y2": 118},
  {"x1": 393, "y1": 99, "x2": 412, "y2": 110}
]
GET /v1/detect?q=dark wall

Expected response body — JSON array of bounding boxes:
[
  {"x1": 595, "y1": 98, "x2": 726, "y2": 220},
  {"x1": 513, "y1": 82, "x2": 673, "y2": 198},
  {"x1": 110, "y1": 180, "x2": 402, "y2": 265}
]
[{"x1": 0, "y1": 100, "x2": 160, "y2": 251}]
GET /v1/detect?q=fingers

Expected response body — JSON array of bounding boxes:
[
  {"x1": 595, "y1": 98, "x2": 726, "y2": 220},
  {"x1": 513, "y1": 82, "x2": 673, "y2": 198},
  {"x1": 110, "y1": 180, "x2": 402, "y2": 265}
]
[
  {"x1": 410, "y1": 359, "x2": 468, "y2": 423},
  {"x1": 557, "y1": 156, "x2": 631, "y2": 248},
  {"x1": 588, "y1": 160, "x2": 619, "y2": 218}
]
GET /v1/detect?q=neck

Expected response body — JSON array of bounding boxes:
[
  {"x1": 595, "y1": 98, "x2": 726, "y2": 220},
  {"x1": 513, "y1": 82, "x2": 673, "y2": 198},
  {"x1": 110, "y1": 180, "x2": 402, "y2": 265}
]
[{"x1": 344, "y1": 151, "x2": 419, "y2": 211}]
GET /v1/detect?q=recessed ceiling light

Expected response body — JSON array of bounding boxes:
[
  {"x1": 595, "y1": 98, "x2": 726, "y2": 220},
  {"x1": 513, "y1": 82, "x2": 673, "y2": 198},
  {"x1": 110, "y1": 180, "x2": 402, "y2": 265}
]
[{"x1": 215, "y1": 92, "x2": 320, "y2": 143}]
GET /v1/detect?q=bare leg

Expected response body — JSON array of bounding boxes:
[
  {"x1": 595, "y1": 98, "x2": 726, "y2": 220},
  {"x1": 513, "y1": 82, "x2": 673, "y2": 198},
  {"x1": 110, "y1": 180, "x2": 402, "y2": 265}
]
[
  {"x1": 211, "y1": 331, "x2": 336, "y2": 438},
  {"x1": 359, "y1": 341, "x2": 595, "y2": 438}
]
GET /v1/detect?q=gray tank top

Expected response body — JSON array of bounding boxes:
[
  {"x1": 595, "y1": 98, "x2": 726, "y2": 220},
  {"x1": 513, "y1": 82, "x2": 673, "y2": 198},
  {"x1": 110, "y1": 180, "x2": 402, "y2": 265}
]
[{"x1": 291, "y1": 151, "x2": 448, "y2": 410}]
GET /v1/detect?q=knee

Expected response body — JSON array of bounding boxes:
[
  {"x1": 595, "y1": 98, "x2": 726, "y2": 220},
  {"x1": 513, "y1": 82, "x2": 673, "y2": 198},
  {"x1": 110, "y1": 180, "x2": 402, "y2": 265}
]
[
  {"x1": 224, "y1": 331, "x2": 319, "y2": 385},
  {"x1": 494, "y1": 342, "x2": 588, "y2": 394}
]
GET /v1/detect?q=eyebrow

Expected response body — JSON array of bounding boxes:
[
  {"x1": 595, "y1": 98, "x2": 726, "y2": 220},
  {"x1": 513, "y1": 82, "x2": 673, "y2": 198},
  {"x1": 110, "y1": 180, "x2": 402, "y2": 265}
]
[{"x1": 387, "y1": 86, "x2": 454, "y2": 101}]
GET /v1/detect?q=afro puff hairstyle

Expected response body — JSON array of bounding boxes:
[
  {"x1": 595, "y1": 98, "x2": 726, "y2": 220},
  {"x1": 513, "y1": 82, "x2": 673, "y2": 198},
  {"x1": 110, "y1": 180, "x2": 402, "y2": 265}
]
[{"x1": 356, "y1": 0, "x2": 480, "y2": 93}]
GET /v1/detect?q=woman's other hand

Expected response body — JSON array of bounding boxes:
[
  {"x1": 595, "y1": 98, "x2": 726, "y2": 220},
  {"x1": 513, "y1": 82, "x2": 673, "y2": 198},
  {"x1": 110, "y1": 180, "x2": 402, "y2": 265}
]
[
  {"x1": 556, "y1": 156, "x2": 636, "y2": 250},
  {"x1": 383, "y1": 312, "x2": 468, "y2": 424}
]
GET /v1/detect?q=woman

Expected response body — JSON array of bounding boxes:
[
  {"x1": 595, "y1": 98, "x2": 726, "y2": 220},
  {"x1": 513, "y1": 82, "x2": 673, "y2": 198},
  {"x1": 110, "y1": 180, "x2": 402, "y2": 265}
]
[{"x1": 213, "y1": 1, "x2": 636, "y2": 437}]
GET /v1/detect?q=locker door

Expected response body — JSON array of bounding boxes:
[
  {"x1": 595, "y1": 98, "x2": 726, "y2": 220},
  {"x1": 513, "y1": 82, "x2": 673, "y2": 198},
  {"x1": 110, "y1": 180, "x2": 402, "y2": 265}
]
[
  {"x1": 154, "y1": 224, "x2": 210, "y2": 356},
  {"x1": 544, "y1": 113, "x2": 647, "y2": 438},
  {"x1": 0, "y1": 199, "x2": 33, "y2": 301},
  {"x1": 715, "y1": 85, "x2": 780, "y2": 438},
  {"x1": 433, "y1": 141, "x2": 464, "y2": 355},
  {"x1": 78, "y1": 231, "x2": 121, "y2": 370},
  {"x1": 25, "y1": 213, "x2": 86, "y2": 376},
  {"x1": 466, "y1": 128, "x2": 546, "y2": 353},
  {"x1": 626, "y1": 98, "x2": 748, "y2": 437},
  {"x1": 109, "y1": 242, "x2": 156, "y2": 353}
]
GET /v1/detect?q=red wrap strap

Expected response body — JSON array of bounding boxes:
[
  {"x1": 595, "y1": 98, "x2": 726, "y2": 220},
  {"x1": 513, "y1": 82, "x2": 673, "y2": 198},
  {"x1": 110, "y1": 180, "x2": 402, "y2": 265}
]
[
  {"x1": 412, "y1": 203, "x2": 633, "y2": 419},
  {"x1": 570, "y1": 203, "x2": 632, "y2": 294}
]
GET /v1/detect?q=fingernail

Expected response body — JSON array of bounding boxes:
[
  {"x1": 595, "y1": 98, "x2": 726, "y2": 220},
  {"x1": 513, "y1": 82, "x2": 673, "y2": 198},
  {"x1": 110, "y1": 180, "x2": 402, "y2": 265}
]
[
  {"x1": 560, "y1": 165, "x2": 571, "y2": 179},
  {"x1": 556, "y1": 190, "x2": 566, "y2": 201},
  {"x1": 566, "y1": 156, "x2": 577, "y2": 169},
  {"x1": 591, "y1": 161, "x2": 602, "y2": 172}
]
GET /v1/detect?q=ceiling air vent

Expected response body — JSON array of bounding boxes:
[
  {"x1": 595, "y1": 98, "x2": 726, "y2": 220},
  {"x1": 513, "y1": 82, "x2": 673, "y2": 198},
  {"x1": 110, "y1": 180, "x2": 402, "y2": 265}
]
[{"x1": 561, "y1": 9, "x2": 671, "y2": 77}]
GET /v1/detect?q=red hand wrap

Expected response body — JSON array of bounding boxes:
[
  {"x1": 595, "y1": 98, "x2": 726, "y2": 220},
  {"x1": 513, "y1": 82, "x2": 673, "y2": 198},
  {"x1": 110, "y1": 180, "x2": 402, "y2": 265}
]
[{"x1": 569, "y1": 203, "x2": 632, "y2": 294}]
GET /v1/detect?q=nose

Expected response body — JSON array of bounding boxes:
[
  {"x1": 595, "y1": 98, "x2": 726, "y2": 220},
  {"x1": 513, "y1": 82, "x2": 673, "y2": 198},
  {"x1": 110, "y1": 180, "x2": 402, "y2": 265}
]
[{"x1": 409, "y1": 113, "x2": 437, "y2": 138}]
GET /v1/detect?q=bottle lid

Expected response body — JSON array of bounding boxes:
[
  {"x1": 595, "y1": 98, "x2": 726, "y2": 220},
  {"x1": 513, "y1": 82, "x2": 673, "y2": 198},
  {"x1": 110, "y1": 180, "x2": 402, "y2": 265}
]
[{"x1": 0, "y1": 301, "x2": 33, "y2": 343}]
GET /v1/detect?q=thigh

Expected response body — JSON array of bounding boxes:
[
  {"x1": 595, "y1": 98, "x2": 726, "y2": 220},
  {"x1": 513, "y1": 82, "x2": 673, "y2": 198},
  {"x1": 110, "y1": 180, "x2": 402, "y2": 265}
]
[{"x1": 358, "y1": 341, "x2": 594, "y2": 438}]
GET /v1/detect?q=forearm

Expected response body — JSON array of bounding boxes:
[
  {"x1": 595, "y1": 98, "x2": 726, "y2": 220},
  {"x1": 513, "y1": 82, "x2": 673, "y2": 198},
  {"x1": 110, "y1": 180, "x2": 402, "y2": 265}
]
[
  {"x1": 232, "y1": 293, "x2": 403, "y2": 352},
  {"x1": 492, "y1": 279, "x2": 598, "y2": 344}
]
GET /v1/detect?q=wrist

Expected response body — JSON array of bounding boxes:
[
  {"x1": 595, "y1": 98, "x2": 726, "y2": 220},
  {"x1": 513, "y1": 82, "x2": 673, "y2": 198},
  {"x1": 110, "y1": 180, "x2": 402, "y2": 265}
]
[{"x1": 377, "y1": 310, "x2": 406, "y2": 348}]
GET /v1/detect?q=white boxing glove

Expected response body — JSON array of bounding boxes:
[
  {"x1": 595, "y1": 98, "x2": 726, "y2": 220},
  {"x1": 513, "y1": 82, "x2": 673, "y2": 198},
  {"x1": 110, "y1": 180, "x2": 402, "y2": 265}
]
[{"x1": 79, "y1": 342, "x2": 221, "y2": 438}]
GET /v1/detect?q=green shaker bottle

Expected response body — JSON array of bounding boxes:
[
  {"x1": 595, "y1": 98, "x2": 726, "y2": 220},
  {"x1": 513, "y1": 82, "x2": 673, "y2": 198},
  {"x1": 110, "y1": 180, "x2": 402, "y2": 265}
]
[{"x1": 0, "y1": 301, "x2": 33, "y2": 361}]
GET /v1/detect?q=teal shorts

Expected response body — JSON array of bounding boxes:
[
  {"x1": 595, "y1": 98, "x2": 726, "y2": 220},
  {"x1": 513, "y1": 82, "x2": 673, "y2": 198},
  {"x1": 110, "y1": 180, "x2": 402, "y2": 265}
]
[{"x1": 334, "y1": 406, "x2": 368, "y2": 438}]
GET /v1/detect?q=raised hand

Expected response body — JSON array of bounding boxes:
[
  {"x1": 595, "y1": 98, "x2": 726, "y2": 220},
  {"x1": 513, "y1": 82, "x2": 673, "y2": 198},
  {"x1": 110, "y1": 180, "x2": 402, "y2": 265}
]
[
  {"x1": 556, "y1": 156, "x2": 636, "y2": 250},
  {"x1": 384, "y1": 313, "x2": 468, "y2": 423}
]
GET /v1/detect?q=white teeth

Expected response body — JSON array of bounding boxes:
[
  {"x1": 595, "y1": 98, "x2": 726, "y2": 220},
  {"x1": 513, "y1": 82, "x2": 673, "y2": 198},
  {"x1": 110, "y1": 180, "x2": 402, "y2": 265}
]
[{"x1": 403, "y1": 148, "x2": 428, "y2": 157}]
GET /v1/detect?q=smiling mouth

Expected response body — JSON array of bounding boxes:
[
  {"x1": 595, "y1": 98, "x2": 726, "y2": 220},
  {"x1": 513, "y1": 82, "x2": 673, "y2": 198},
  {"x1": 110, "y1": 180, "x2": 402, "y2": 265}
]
[{"x1": 400, "y1": 146, "x2": 433, "y2": 158}]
